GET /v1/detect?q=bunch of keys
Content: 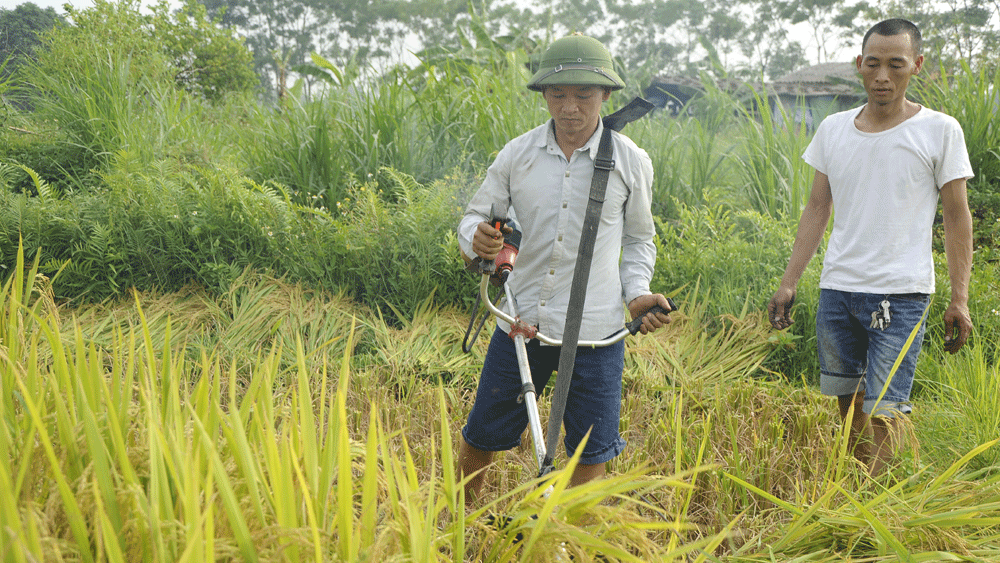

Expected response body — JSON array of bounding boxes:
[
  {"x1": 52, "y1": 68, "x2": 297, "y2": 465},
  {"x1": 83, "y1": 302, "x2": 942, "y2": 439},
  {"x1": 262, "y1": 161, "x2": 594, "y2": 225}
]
[{"x1": 870, "y1": 299, "x2": 891, "y2": 330}]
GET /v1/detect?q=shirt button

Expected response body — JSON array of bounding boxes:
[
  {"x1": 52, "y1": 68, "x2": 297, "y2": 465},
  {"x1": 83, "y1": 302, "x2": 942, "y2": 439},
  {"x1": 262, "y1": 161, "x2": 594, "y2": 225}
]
[
  {"x1": 549, "y1": 269, "x2": 555, "y2": 275},
  {"x1": 558, "y1": 235, "x2": 563, "y2": 241},
  {"x1": 565, "y1": 171, "x2": 570, "y2": 177},
  {"x1": 562, "y1": 202, "x2": 568, "y2": 208},
  {"x1": 541, "y1": 301, "x2": 546, "y2": 306}
]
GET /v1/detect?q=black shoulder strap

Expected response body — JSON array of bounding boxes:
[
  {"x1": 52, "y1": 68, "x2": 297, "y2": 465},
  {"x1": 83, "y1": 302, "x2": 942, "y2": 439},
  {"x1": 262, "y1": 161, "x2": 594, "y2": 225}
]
[
  {"x1": 539, "y1": 97, "x2": 655, "y2": 477},
  {"x1": 603, "y1": 96, "x2": 656, "y2": 131},
  {"x1": 540, "y1": 111, "x2": 627, "y2": 476}
]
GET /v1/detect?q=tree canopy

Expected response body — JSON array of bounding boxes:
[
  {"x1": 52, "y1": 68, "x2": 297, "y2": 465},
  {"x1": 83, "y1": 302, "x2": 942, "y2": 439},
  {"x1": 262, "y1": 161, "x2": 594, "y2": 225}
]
[
  {"x1": 6, "y1": 0, "x2": 995, "y2": 101},
  {"x1": 0, "y1": 2, "x2": 64, "y2": 83},
  {"x1": 197, "y1": 0, "x2": 995, "y2": 99}
]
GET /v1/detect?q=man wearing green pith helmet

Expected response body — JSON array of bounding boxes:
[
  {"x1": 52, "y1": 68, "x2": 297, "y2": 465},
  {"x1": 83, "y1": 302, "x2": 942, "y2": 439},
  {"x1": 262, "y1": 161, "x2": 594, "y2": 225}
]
[{"x1": 457, "y1": 34, "x2": 673, "y2": 504}]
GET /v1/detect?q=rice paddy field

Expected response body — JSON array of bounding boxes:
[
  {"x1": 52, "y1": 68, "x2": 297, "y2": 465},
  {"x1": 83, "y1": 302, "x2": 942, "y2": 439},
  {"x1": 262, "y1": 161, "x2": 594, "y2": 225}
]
[{"x1": 2, "y1": 2, "x2": 999, "y2": 561}]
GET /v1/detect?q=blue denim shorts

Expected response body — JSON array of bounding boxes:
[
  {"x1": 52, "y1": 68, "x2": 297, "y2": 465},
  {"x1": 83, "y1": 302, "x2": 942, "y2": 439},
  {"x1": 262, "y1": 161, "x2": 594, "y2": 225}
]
[
  {"x1": 816, "y1": 289, "x2": 930, "y2": 417},
  {"x1": 462, "y1": 326, "x2": 627, "y2": 465}
]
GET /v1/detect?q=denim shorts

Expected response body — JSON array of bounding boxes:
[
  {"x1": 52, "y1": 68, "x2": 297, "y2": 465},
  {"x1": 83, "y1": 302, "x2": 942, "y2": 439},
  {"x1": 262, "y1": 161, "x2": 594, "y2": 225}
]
[
  {"x1": 816, "y1": 289, "x2": 930, "y2": 417},
  {"x1": 462, "y1": 326, "x2": 627, "y2": 465}
]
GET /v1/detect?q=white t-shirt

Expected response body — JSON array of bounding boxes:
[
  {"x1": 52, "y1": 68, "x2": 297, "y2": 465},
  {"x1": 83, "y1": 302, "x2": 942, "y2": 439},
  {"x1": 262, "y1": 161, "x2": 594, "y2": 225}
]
[{"x1": 802, "y1": 105, "x2": 974, "y2": 294}]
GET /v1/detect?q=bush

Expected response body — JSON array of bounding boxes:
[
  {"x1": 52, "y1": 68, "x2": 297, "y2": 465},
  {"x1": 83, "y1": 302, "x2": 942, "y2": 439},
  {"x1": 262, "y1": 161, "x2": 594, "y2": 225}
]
[
  {"x1": 651, "y1": 201, "x2": 824, "y2": 380},
  {"x1": 0, "y1": 158, "x2": 475, "y2": 325},
  {"x1": 0, "y1": 160, "x2": 303, "y2": 300},
  {"x1": 321, "y1": 167, "x2": 471, "y2": 322}
]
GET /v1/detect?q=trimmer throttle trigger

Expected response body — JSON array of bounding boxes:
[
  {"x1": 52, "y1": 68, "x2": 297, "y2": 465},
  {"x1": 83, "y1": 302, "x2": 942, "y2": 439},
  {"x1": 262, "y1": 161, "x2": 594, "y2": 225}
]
[
  {"x1": 476, "y1": 203, "x2": 508, "y2": 276},
  {"x1": 489, "y1": 202, "x2": 507, "y2": 233}
]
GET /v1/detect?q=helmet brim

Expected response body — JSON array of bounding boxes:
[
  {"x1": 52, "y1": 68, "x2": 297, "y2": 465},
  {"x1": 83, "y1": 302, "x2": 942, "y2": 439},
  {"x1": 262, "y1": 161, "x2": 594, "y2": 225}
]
[{"x1": 526, "y1": 63, "x2": 625, "y2": 92}]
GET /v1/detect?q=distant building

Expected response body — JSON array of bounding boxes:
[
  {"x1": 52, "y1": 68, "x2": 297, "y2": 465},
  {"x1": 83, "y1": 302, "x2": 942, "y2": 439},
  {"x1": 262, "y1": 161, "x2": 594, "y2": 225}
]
[
  {"x1": 770, "y1": 62, "x2": 865, "y2": 130},
  {"x1": 643, "y1": 62, "x2": 865, "y2": 130}
]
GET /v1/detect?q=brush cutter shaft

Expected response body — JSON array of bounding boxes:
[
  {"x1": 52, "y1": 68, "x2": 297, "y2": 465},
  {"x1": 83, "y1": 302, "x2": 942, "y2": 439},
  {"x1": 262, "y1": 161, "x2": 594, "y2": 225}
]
[{"x1": 504, "y1": 285, "x2": 548, "y2": 470}]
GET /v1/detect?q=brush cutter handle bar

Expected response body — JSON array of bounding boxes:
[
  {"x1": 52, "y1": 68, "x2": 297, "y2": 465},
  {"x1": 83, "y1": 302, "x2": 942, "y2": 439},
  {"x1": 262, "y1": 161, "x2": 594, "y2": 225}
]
[
  {"x1": 479, "y1": 275, "x2": 664, "y2": 347},
  {"x1": 513, "y1": 332, "x2": 547, "y2": 470}
]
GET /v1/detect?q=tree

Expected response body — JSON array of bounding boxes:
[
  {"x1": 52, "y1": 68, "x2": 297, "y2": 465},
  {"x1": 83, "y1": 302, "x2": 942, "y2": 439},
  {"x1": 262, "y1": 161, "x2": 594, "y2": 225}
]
[
  {"x1": 932, "y1": 0, "x2": 999, "y2": 70},
  {"x1": 853, "y1": 0, "x2": 1000, "y2": 71},
  {"x1": 200, "y1": 0, "x2": 418, "y2": 99},
  {"x1": 0, "y1": 3, "x2": 64, "y2": 82},
  {"x1": 594, "y1": 0, "x2": 806, "y2": 80},
  {"x1": 149, "y1": 0, "x2": 256, "y2": 101},
  {"x1": 778, "y1": 0, "x2": 850, "y2": 62},
  {"x1": 606, "y1": 0, "x2": 695, "y2": 75}
]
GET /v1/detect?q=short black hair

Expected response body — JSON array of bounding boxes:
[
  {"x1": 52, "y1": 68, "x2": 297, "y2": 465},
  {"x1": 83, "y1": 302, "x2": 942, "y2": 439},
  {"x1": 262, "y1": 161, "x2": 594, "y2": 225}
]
[{"x1": 862, "y1": 18, "x2": 922, "y2": 55}]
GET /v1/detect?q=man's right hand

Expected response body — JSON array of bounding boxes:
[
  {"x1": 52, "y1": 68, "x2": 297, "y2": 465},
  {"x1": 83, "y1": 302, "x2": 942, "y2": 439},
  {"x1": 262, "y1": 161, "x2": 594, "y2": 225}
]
[
  {"x1": 768, "y1": 286, "x2": 796, "y2": 330},
  {"x1": 471, "y1": 221, "x2": 510, "y2": 261}
]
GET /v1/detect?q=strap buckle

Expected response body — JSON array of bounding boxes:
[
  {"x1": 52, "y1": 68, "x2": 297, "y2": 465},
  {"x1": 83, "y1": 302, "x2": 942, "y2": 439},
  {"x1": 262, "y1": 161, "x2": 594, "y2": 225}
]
[{"x1": 594, "y1": 156, "x2": 615, "y2": 171}]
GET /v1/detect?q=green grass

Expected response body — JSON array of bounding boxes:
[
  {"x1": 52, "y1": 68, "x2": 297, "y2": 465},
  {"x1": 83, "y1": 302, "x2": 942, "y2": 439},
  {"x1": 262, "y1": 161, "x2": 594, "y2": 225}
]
[
  {"x1": 2, "y1": 10, "x2": 1000, "y2": 560},
  {"x1": 1, "y1": 242, "x2": 998, "y2": 561}
]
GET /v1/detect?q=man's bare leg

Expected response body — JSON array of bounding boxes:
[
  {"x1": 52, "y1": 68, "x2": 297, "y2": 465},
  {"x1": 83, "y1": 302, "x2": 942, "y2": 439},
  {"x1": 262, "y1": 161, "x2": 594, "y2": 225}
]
[
  {"x1": 869, "y1": 416, "x2": 900, "y2": 476},
  {"x1": 459, "y1": 437, "x2": 494, "y2": 506},
  {"x1": 569, "y1": 462, "x2": 606, "y2": 487},
  {"x1": 837, "y1": 392, "x2": 901, "y2": 475},
  {"x1": 838, "y1": 392, "x2": 872, "y2": 468}
]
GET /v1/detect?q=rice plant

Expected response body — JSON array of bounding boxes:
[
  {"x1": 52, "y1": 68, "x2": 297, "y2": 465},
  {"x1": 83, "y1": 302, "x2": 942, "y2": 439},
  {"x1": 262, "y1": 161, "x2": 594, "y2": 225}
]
[{"x1": 0, "y1": 243, "x2": 729, "y2": 561}]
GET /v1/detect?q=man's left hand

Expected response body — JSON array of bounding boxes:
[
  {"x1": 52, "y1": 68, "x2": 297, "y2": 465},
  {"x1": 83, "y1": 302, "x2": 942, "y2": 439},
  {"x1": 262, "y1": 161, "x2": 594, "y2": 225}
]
[
  {"x1": 628, "y1": 294, "x2": 674, "y2": 335},
  {"x1": 943, "y1": 302, "x2": 973, "y2": 354}
]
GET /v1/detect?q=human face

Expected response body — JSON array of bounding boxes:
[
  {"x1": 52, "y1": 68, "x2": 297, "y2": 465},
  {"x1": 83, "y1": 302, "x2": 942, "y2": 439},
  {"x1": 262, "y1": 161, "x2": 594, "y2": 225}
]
[
  {"x1": 543, "y1": 85, "x2": 610, "y2": 139},
  {"x1": 856, "y1": 32, "x2": 923, "y2": 108}
]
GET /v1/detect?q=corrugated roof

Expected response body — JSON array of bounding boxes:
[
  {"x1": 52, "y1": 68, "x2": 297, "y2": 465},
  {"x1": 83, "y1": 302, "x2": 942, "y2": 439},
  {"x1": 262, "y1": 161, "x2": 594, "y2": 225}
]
[
  {"x1": 650, "y1": 62, "x2": 864, "y2": 98},
  {"x1": 773, "y1": 61, "x2": 858, "y2": 84}
]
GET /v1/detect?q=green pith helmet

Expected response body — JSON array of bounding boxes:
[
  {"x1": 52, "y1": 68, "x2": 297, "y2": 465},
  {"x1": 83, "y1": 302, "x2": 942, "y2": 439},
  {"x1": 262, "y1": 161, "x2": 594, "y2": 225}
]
[{"x1": 527, "y1": 35, "x2": 625, "y2": 92}]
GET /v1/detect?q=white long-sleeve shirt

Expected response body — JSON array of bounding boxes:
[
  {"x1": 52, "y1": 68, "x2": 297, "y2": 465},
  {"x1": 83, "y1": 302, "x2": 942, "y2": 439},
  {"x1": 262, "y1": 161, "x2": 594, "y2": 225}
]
[{"x1": 458, "y1": 118, "x2": 656, "y2": 342}]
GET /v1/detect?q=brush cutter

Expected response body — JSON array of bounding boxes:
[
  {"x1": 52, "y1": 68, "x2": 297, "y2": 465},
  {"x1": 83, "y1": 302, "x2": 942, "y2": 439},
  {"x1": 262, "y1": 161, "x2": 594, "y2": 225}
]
[{"x1": 468, "y1": 250, "x2": 675, "y2": 479}]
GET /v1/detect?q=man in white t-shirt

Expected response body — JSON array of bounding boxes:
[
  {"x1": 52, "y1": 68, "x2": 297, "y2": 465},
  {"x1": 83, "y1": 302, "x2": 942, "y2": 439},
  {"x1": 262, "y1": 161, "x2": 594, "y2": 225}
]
[{"x1": 768, "y1": 18, "x2": 974, "y2": 476}]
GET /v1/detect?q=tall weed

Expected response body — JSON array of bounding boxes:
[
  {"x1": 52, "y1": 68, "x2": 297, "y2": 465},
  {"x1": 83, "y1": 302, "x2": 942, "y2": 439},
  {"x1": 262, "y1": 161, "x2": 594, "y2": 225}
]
[
  {"x1": 407, "y1": 50, "x2": 544, "y2": 177},
  {"x1": 914, "y1": 62, "x2": 1000, "y2": 194},
  {"x1": 630, "y1": 81, "x2": 739, "y2": 216},
  {"x1": 237, "y1": 98, "x2": 350, "y2": 209},
  {"x1": 732, "y1": 87, "x2": 814, "y2": 221},
  {"x1": 16, "y1": 1, "x2": 175, "y2": 188}
]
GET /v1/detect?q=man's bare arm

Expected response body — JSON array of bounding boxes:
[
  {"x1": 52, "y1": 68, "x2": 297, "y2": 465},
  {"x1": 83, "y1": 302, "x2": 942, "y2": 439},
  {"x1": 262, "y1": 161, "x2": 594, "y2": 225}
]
[
  {"x1": 768, "y1": 170, "x2": 833, "y2": 329},
  {"x1": 940, "y1": 177, "x2": 974, "y2": 353}
]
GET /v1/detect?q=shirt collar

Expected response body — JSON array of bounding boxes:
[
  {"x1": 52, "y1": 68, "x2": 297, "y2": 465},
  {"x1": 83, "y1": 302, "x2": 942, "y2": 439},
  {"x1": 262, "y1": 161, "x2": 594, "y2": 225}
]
[{"x1": 539, "y1": 118, "x2": 606, "y2": 159}]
